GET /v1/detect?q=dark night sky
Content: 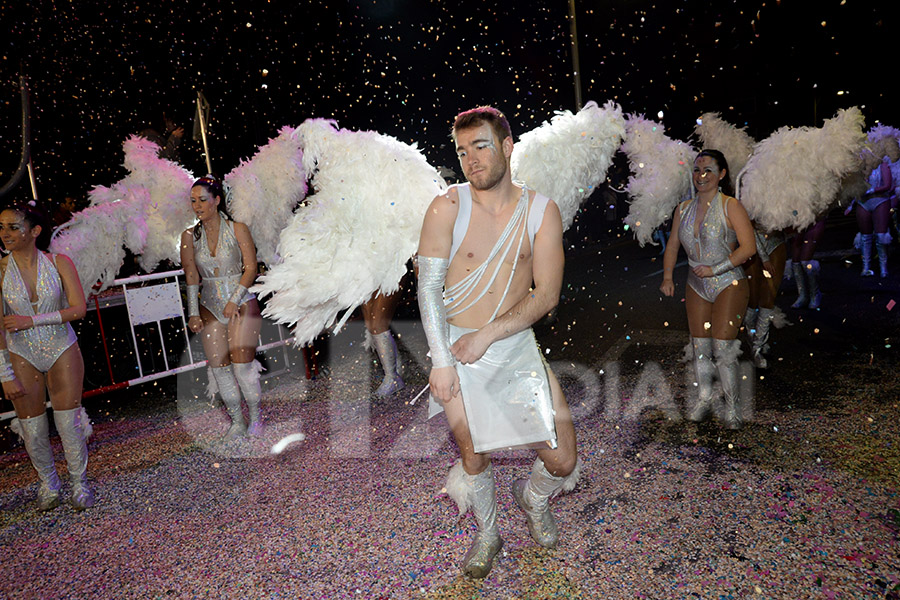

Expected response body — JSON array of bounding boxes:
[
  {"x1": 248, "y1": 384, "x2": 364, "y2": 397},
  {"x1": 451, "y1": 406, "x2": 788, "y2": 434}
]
[{"x1": 1, "y1": 1, "x2": 895, "y2": 206}]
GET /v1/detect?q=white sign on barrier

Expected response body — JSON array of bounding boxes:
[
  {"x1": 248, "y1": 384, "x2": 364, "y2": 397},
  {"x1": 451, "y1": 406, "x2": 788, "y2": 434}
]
[{"x1": 125, "y1": 282, "x2": 184, "y2": 326}]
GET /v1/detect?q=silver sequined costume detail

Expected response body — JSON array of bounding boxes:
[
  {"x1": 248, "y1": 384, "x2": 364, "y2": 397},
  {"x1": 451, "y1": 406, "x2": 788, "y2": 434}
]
[
  {"x1": 678, "y1": 193, "x2": 744, "y2": 303},
  {"x1": 2, "y1": 253, "x2": 77, "y2": 372},
  {"x1": 427, "y1": 183, "x2": 557, "y2": 452},
  {"x1": 193, "y1": 214, "x2": 255, "y2": 324},
  {"x1": 859, "y1": 159, "x2": 891, "y2": 212}
]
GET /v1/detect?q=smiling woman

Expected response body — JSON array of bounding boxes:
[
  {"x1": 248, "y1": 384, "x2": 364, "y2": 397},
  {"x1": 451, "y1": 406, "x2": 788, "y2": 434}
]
[
  {"x1": 180, "y1": 175, "x2": 264, "y2": 441},
  {"x1": 0, "y1": 202, "x2": 94, "y2": 511}
]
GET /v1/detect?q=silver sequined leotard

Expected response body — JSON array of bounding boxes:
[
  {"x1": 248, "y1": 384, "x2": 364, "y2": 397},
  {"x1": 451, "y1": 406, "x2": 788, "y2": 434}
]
[
  {"x1": 192, "y1": 214, "x2": 255, "y2": 324},
  {"x1": 678, "y1": 193, "x2": 744, "y2": 303},
  {"x1": 859, "y1": 159, "x2": 891, "y2": 212},
  {"x1": 2, "y1": 253, "x2": 78, "y2": 372}
]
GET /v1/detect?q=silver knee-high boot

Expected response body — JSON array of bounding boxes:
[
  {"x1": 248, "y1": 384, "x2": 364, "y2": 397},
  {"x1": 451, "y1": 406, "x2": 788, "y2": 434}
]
[
  {"x1": 445, "y1": 461, "x2": 503, "y2": 578},
  {"x1": 512, "y1": 457, "x2": 582, "y2": 549},
  {"x1": 714, "y1": 339, "x2": 743, "y2": 430},
  {"x1": 877, "y1": 232, "x2": 891, "y2": 278},
  {"x1": 53, "y1": 408, "x2": 95, "y2": 509},
  {"x1": 688, "y1": 337, "x2": 716, "y2": 422},
  {"x1": 14, "y1": 413, "x2": 62, "y2": 511},
  {"x1": 751, "y1": 307, "x2": 774, "y2": 369},
  {"x1": 860, "y1": 233, "x2": 875, "y2": 277},
  {"x1": 804, "y1": 260, "x2": 821, "y2": 309},
  {"x1": 743, "y1": 307, "x2": 759, "y2": 345},
  {"x1": 211, "y1": 365, "x2": 246, "y2": 440},
  {"x1": 234, "y1": 360, "x2": 264, "y2": 436},
  {"x1": 368, "y1": 330, "x2": 404, "y2": 397},
  {"x1": 791, "y1": 261, "x2": 808, "y2": 308}
]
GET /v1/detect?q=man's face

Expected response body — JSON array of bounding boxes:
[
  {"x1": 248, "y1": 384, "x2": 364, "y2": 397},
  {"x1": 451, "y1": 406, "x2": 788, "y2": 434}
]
[{"x1": 455, "y1": 123, "x2": 509, "y2": 191}]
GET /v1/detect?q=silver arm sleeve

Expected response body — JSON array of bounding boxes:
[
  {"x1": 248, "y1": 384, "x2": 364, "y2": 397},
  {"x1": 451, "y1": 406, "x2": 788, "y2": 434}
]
[
  {"x1": 31, "y1": 311, "x2": 63, "y2": 327},
  {"x1": 711, "y1": 258, "x2": 735, "y2": 276},
  {"x1": 416, "y1": 256, "x2": 456, "y2": 369},
  {"x1": 187, "y1": 284, "x2": 200, "y2": 317}
]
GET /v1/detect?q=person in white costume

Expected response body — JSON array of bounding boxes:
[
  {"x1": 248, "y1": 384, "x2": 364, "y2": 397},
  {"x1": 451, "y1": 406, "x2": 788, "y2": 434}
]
[
  {"x1": 1, "y1": 203, "x2": 94, "y2": 510},
  {"x1": 181, "y1": 176, "x2": 264, "y2": 440},
  {"x1": 417, "y1": 107, "x2": 579, "y2": 579}
]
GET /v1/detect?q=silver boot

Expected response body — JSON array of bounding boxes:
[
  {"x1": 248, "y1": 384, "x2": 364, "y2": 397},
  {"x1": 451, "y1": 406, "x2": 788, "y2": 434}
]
[
  {"x1": 751, "y1": 307, "x2": 774, "y2": 369},
  {"x1": 714, "y1": 339, "x2": 743, "y2": 430},
  {"x1": 791, "y1": 261, "x2": 808, "y2": 308},
  {"x1": 877, "y1": 233, "x2": 891, "y2": 278},
  {"x1": 211, "y1": 365, "x2": 247, "y2": 440},
  {"x1": 460, "y1": 463, "x2": 503, "y2": 578},
  {"x1": 234, "y1": 360, "x2": 264, "y2": 436},
  {"x1": 743, "y1": 307, "x2": 759, "y2": 345},
  {"x1": 804, "y1": 260, "x2": 821, "y2": 309},
  {"x1": 687, "y1": 337, "x2": 716, "y2": 422},
  {"x1": 511, "y1": 457, "x2": 569, "y2": 549},
  {"x1": 53, "y1": 408, "x2": 95, "y2": 509},
  {"x1": 369, "y1": 330, "x2": 404, "y2": 397},
  {"x1": 16, "y1": 413, "x2": 62, "y2": 511},
  {"x1": 860, "y1": 233, "x2": 875, "y2": 277}
]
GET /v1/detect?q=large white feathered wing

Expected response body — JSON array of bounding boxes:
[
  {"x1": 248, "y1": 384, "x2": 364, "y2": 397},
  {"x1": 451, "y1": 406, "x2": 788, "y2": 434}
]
[
  {"x1": 739, "y1": 107, "x2": 866, "y2": 232},
  {"x1": 252, "y1": 119, "x2": 447, "y2": 346},
  {"x1": 224, "y1": 126, "x2": 308, "y2": 265},
  {"x1": 115, "y1": 136, "x2": 196, "y2": 272},
  {"x1": 622, "y1": 115, "x2": 697, "y2": 246},
  {"x1": 511, "y1": 100, "x2": 626, "y2": 231},
  {"x1": 694, "y1": 112, "x2": 755, "y2": 177}
]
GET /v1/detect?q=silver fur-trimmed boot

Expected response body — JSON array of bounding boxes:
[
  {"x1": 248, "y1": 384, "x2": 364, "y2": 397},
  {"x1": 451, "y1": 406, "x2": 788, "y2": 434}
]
[
  {"x1": 714, "y1": 339, "x2": 743, "y2": 430},
  {"x1": 511, "y1": 457, "x2": 581, "y2": 549},
  {"x1": 210, "y1": 365, "x2": 247, "y2": 441},
  {"x1": 234, "y1": 360, "x2": 264, "y2": 436},
  {"x1": 369, "y1": 330, "x2": 405, "y2": 397},
  {"x1": 791, "y1": 261, "x2": 808, "y2": 308},
  {"x1": 687, "y1": 337, "x2": 716, "y2": 422},
  {"x1": 751, "y1": 307, "x2": 774, "y2": 369},
  {"x1": 877, "y1": 232, "x2": 891, "y2": 278},
  {"x1": 445, "y1": 461, "x2": 503, "y2": 578},
  {"x1": 803, "y1": 260, "x2": 821, "y2": 309},
  {"x1": 860, "y1": 233, "x2": 875, "y2": 277},
  {"x1": 53, "y1": 407, "x2": 95, "y2": 510},
  {"x1": 15, "y1": 413, "x2": 62, "y2": 511}
]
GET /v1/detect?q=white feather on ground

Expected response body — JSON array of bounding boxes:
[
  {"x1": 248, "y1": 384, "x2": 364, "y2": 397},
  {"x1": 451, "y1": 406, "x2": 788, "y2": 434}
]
[
  {"x1": 224, "y1": 126, "x2": 308, "y2": 265},
  {"x1": 739, "y1": 107, "x2": 866, "y2": 232},
  {"x1": 252, "y1": 119, "x2": 447, "y2": 346},
  {"x1": 511, "y1": 100, "x2": 626, "y2": 231},
  {"x1": 117, "y1": 136, "x2": 196, "y2": 272},
  {"x1": 622, "y1": 115, "x2": 697, "y2": 246},
  {"x1": 694, "y1": 112, "x2": 755, "y2": 178}
]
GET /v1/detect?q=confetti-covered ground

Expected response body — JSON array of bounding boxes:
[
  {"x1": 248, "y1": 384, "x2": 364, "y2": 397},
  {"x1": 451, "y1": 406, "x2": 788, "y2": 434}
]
[
  {"x1": 1, "y1": 336, "x2": 898, "y2": 599},
  {"x1": 2, "y1": 226, "x2": 900, "y2": 599}
]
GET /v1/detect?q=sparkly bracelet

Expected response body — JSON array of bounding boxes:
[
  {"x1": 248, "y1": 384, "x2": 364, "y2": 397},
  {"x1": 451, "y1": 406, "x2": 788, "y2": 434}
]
[
  {"x1": 31, "y1": 311, "x2": 62, "y2": 327},
  {"x1": 0, "y1": 349, "x2": 16, "y2": 382},
  {"x1": 187, "y1": 284, "x2": 200, "y2": 317},
  {"x1": 711, "y1": 259, "x2": 734, "y2": 276},
  {"x1": 228, "y1": 285, "x2": 248, "y2": 306}
]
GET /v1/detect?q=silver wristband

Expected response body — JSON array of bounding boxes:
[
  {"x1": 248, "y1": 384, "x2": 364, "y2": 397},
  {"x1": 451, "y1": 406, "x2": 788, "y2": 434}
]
[
  {"x1": 417, "y1": 256, "x2": 456, "y2": 368},
  {"x1": 0, "y1": 349, "x2": 16, "y2": 382},
  {"x1": 228, "y1": 284, "x2": 248, "y2": 306},
  {"x1": 187, "y1": 284, "x2": 200, "y2": 317},
  {"x1": 711, "y1": 258, "x2": 734, "y2": 276},
  {"x1": 31, "y1": 311, "x2": 62, "y2": 327}
]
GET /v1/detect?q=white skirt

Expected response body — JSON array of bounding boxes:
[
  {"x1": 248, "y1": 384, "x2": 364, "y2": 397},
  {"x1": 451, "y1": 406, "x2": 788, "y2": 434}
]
[{"x1": 428, "y1": 324, "x2": 558, "y2": 454}]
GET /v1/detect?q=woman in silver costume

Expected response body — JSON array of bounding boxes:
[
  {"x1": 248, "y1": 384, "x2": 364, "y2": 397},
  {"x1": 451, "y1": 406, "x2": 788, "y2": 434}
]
[
  {"x1": 181, "y1": 176, "x2": 263, "y2": 440},
  {"x1": 0, "y1": 203, "x2": 94, "y2": 510},
  {"x1": 853, "y1": 140, "x2": 898, "y2": 278},
  {"x1": 744, "y1": 227, "x2": 787, "y2": 369},
  {"x1": 661, "y1": 150, "x2": 756, "y2": 429}
]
